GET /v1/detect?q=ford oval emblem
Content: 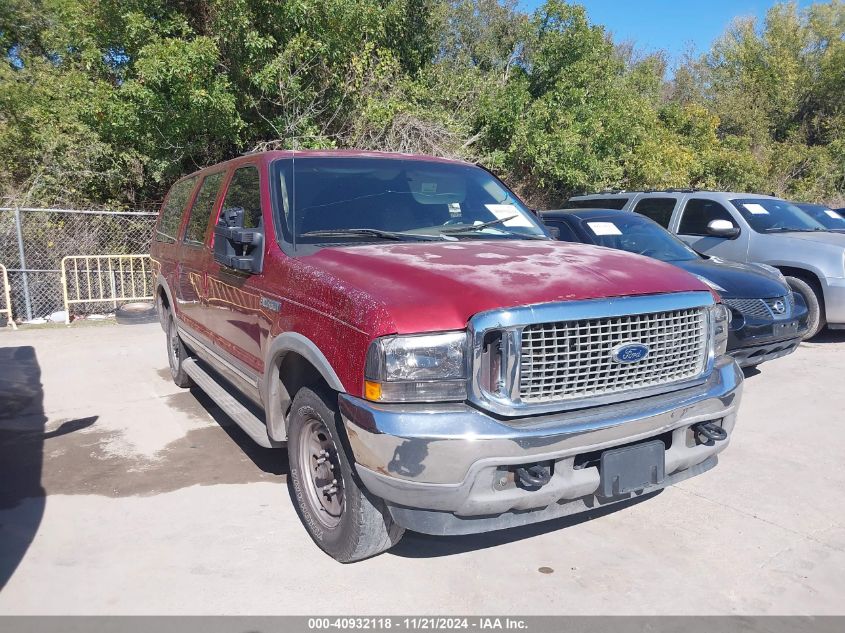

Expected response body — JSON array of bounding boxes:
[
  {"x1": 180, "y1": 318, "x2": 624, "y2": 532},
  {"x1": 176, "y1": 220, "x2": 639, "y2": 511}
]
[{"x1": 612, "y1": 343, "x2": 650, "y2": 364}]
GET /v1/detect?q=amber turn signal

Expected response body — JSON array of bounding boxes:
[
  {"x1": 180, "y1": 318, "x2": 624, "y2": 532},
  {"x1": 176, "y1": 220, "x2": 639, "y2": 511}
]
[{"x1": 364, "y1": 380, "x2": 383, "y2": 401}]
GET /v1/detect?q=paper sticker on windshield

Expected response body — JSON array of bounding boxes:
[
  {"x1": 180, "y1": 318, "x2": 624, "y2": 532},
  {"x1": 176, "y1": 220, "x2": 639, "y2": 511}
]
[
  {"x1": 485, "y1": 204, "x2": 533, "y2": 227},
  {"x1": 743, "y1": 203, "x2": 769, "y2": 215},
  {"x1": 824, "y1": 209, "x2": 843, "y2": 219},
  {"x1": 587, "y1": 221, "x2": 622, "y2": 236},
  {"x1": 420, "y1": 182, "x2": 438, "y2": 194}
]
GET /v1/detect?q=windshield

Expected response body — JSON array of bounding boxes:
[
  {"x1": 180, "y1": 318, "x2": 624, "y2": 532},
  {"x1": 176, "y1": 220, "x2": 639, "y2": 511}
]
[
  {"x1": 731, "y1": 198, "x2": 827, "y2": 233},
  {"x1": 578, "y1": 214, "x2": 699, "y2": 262},
  {"x1": 271, "y1": 157, "x2": 547, "y2": 246},
  {"x1": 795, "y1": 203, "x2": 845, "y2": 230}
]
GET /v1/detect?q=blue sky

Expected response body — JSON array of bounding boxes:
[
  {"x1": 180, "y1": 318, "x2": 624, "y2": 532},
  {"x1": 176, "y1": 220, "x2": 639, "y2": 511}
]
[{"x1": 518, "y1": 1, "x2": 814, "y2": 69}]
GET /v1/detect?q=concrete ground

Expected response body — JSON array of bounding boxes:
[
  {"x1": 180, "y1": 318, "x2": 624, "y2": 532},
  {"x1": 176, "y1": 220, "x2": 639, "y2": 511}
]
[{"x1": 0, "y1": 322, "x2": 843, "y2": 615}]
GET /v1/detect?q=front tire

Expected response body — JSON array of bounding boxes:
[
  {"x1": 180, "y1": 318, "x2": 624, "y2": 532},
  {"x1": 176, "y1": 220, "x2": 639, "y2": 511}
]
[
  {"x1": 786, "y1": 276, "x2": 824, "y2": 339},
  {"x1": 287, "y1": 387, "x2": 403, "y2": 562}
]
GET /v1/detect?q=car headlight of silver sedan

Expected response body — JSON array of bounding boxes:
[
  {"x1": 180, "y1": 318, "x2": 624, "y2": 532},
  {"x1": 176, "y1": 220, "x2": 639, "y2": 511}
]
[{"x1": 364, "y1": 331, "x2": 468, "y2": 402}]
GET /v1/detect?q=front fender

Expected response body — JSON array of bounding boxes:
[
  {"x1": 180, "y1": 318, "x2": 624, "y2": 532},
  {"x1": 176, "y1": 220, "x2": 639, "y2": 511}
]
[
  {"x1": 155, "y1": 273, "x2": 176, "y2": 331},
  {"x1": 262, "y1": 332, "x2": 346, "y2": 441}
]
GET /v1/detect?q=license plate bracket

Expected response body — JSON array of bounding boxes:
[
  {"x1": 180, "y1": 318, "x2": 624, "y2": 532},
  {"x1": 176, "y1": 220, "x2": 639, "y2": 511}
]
[
  {"x1": 599, "y1": 440, "x2": 666, "y2": 498},
  {"x1": 773, "y1": 320, "x2": 800, "y2": 336}
]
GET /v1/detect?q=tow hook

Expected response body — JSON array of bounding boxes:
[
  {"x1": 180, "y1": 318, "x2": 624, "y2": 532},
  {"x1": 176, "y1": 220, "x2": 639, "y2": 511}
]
[
  {"x1": 514, "y1": 463, "x2": 552, "y2": 490},
  {"x1": 693, "y1": 421, "x2": 728, "y2": 444}
]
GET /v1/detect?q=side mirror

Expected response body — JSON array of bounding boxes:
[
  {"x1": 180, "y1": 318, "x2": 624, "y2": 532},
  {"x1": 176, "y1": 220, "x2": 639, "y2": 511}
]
[
  {"x1": 213, "y1": 207, "x2": 264, "y2": 274},
  {"x1": 545, "y1": 225, "x2": 561, "y2": 240},
  {"x1": 706, "y1": 219, "x2": 740, "y2": 239}
]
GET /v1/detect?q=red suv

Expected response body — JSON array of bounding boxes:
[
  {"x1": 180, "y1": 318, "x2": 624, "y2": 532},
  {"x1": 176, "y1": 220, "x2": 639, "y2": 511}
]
[{"x1": 151, "y1": 150, "x2": 742, "y2": 562}]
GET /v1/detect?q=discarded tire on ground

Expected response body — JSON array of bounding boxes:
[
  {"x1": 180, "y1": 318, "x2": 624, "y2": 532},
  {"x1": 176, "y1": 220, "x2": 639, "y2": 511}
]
[{"x1": 115, "y1": 302, "x2": 158, "y2": 325}]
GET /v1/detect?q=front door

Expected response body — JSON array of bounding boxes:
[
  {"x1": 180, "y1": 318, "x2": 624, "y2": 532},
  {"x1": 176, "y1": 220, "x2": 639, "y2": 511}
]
[
  {"x1": 674, "y1": 197, "x2": 750, "y2": 261},
  {"x1": 203, "y1": 164, "x2": 265, "y2": 375}
]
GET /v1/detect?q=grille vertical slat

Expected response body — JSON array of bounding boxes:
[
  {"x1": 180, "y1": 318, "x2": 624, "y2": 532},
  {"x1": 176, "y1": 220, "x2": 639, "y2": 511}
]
[{"x1": 519, "y1": 308, "x2": 707, "y2": 403}]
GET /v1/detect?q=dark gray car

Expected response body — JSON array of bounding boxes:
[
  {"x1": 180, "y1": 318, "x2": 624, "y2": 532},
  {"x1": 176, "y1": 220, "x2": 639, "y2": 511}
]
[
  {"x1": 568, "y1": 190, "x2": 845, "y2": 338},
  {"x1": 542, "y1": 209, "x2": 809, "y2": 367}
]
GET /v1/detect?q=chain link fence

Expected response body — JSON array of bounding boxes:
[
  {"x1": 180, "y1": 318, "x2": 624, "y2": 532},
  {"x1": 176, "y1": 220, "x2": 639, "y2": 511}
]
[{"x1": 0, "y1": 208, "x2": 158, "y2": 322}]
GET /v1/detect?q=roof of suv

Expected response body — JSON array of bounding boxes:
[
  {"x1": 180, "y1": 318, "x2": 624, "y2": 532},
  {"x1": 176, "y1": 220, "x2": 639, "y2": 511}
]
[
  {"x1": 229, "y1": 149, "x2": 473, "y2": 169},
  {"x1": 167, "y1": 150, "x2": 477, "y2": 188},
  {"x1": 569, "y1": 190, "x2": 781, "y2": 200},
  {"x1": 542, "y1": 208, "x2": 635, "y2": 220}
]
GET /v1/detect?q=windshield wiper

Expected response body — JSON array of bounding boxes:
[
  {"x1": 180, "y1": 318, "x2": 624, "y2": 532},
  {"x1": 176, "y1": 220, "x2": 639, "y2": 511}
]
[
  {"x1": 300, "y1": 228, "x2": 444, "y2": 242},
  {"x1": 763, "y1": 227, "x2": 824, "y2": 233},
  {"x1": 439, "y1": 216, "x2": 517, "y2": 234},
  {"x1": 439, "y1": 216, "x2": 547, "y2": 239}
]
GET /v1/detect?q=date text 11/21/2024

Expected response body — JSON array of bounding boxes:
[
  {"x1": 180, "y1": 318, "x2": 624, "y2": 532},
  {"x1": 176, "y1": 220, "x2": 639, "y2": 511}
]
[{"x1": 307, "y1": 618, "x2": 529, "y2": 630}]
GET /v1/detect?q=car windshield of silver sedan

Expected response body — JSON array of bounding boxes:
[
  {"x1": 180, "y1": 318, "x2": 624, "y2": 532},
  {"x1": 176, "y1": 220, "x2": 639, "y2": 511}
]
[
  {"x1": 731, "y1": 198, "x2": 827, "y2": 233},
  {"x1": 578, "y1": 215, "x2": 700, "y2": 262},
  {"x1": 272, "y1": 157, "x2": 549, "y2": 245}
]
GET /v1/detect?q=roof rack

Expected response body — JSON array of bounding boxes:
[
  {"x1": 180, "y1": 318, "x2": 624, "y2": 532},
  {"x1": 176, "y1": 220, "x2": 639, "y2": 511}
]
[{"x1": 578, "y1": 187, "x2": 709, "y2": 196}]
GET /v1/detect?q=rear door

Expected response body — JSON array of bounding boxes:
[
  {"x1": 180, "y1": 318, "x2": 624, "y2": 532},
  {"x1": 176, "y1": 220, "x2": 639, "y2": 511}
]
[
  {"x1": 541, "y1": 217, "x2": 581, "y2": 243},
  {"x1": 674, "y1": 197, "x2": 750, "y2": 260},
  {"x1": 203, "y1": 163, "x2": 265, "y2": 373},
  {"x1": 631, "y1": 196, "x2": 678, "y2": 229},
  {"x1": 175, "y1": 170, "x2": 226, "y2": 338},
  {"x1": 152, "y1": 177, "x2": 197, "y2": 319}
]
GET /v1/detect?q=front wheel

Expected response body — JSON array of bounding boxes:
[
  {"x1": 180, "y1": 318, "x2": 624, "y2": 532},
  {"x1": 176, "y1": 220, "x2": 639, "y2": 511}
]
[
  {"x1": 786, "y1": 276, "x2": 824, "y2": 339},
  {"x1": 287, "y1": 387, "x2": 403, "y2": 562}
]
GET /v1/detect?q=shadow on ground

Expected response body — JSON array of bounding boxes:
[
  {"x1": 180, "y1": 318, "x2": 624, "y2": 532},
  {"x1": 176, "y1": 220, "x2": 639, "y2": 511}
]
[
  {"x1": 805, "y1": 329, "x2": 845, "y2": 345},
  {"x1": 0, "y1": 362, "x2": 287, "y2": 508},
  {"x1": 0, "y1": 346, "x2": 46, "y2": 588},
  {"x1": 0, "y1": 352, "x2": 289, "y2": 586}
]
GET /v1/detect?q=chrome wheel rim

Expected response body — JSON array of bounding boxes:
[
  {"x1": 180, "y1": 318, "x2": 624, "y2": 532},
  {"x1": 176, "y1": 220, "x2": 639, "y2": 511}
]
[{"x1": 298, "y1": 418, "x2": 344, "y2": 529}]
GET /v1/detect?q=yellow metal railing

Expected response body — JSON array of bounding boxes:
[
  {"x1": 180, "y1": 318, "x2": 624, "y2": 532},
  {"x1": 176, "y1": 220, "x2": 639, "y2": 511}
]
[
  {"x1": 61, "y1": 255, "x2": 153, "y2": 324},
  {"x1": 0, "y1": 263, "x2": 16, "y2": 329}
]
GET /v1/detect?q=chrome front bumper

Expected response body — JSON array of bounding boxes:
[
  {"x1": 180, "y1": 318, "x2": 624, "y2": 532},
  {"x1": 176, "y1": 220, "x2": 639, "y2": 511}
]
[{"x1": 339, "y1": 356, "x2": 743, "y2": 534}]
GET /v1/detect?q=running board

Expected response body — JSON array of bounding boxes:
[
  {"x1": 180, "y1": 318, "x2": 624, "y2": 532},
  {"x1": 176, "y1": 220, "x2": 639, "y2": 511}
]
[{"x1": 182, "y1": 358, "x2": 278, "y2": 448}]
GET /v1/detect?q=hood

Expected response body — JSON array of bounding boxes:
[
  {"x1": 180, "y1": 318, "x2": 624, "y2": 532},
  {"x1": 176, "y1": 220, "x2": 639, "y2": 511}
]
[
  {"x1": 674, "y1": 257, "x2": 789, "y2": 299},
  {"x1": 774, "y1": 231, "x2": 845, "y2": 246},
  {"x1": 297, "y1": 240, "x2": 711, "y2": 334}
]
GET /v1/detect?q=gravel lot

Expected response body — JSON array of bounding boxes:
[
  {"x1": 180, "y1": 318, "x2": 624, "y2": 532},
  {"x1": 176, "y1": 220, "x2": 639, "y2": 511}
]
[{"x1": 1, "y1": 322, "x2": 844, "y2": 615}]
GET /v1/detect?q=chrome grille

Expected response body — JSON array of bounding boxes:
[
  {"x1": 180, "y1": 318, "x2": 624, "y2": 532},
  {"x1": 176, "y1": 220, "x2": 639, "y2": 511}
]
[{"x1": 519, "y1": 308, "x2": 708, "y2": 404}]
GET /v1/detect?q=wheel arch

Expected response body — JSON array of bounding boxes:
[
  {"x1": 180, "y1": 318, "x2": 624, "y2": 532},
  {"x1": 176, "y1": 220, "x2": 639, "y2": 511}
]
[
  {"x1": 772, "y1": 266, "x2": 825, "y2": 309},
  {"x1": 263, "y1": 332, "x2": 346, "y2": 442},
  {"x1": 155, "y1": 274, "x2": 176, "y2": 331}
]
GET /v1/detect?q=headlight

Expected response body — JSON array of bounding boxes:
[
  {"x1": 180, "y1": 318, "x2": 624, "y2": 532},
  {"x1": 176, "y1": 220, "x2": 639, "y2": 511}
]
[
  {"x1": 710, "y1": 303, "x2": 732, "y2": 357},
  {"x1": 364, "y1": 331, "x2": 468, "y2": 402},
  {"x1": 692, "y1": 274, "x2": 726, "y2": 293}
]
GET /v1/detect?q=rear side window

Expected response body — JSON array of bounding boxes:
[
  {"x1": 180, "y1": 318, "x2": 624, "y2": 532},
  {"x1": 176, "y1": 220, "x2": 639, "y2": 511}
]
[
  {"x1": 156, "y1": 177, "x2": 196, "y2": 243},
  {"x1": 543, "y1": 220, "x2": 578, "y2": 242},
  {"x1": 633, "y1": 197, "x2": 676, "y2": 228},
  {"x1": 678, "y1": 199, "x2": 735, "y2": 235},
  {"x1": 220, "y1": 166, "x2": 262, "y2": 228},
  {"x1": 567, "y1": 197, "x2": 629, "y2": 210},
  {"x1": 184, "y1": 172, "x2": 225, "y2": 244}
]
